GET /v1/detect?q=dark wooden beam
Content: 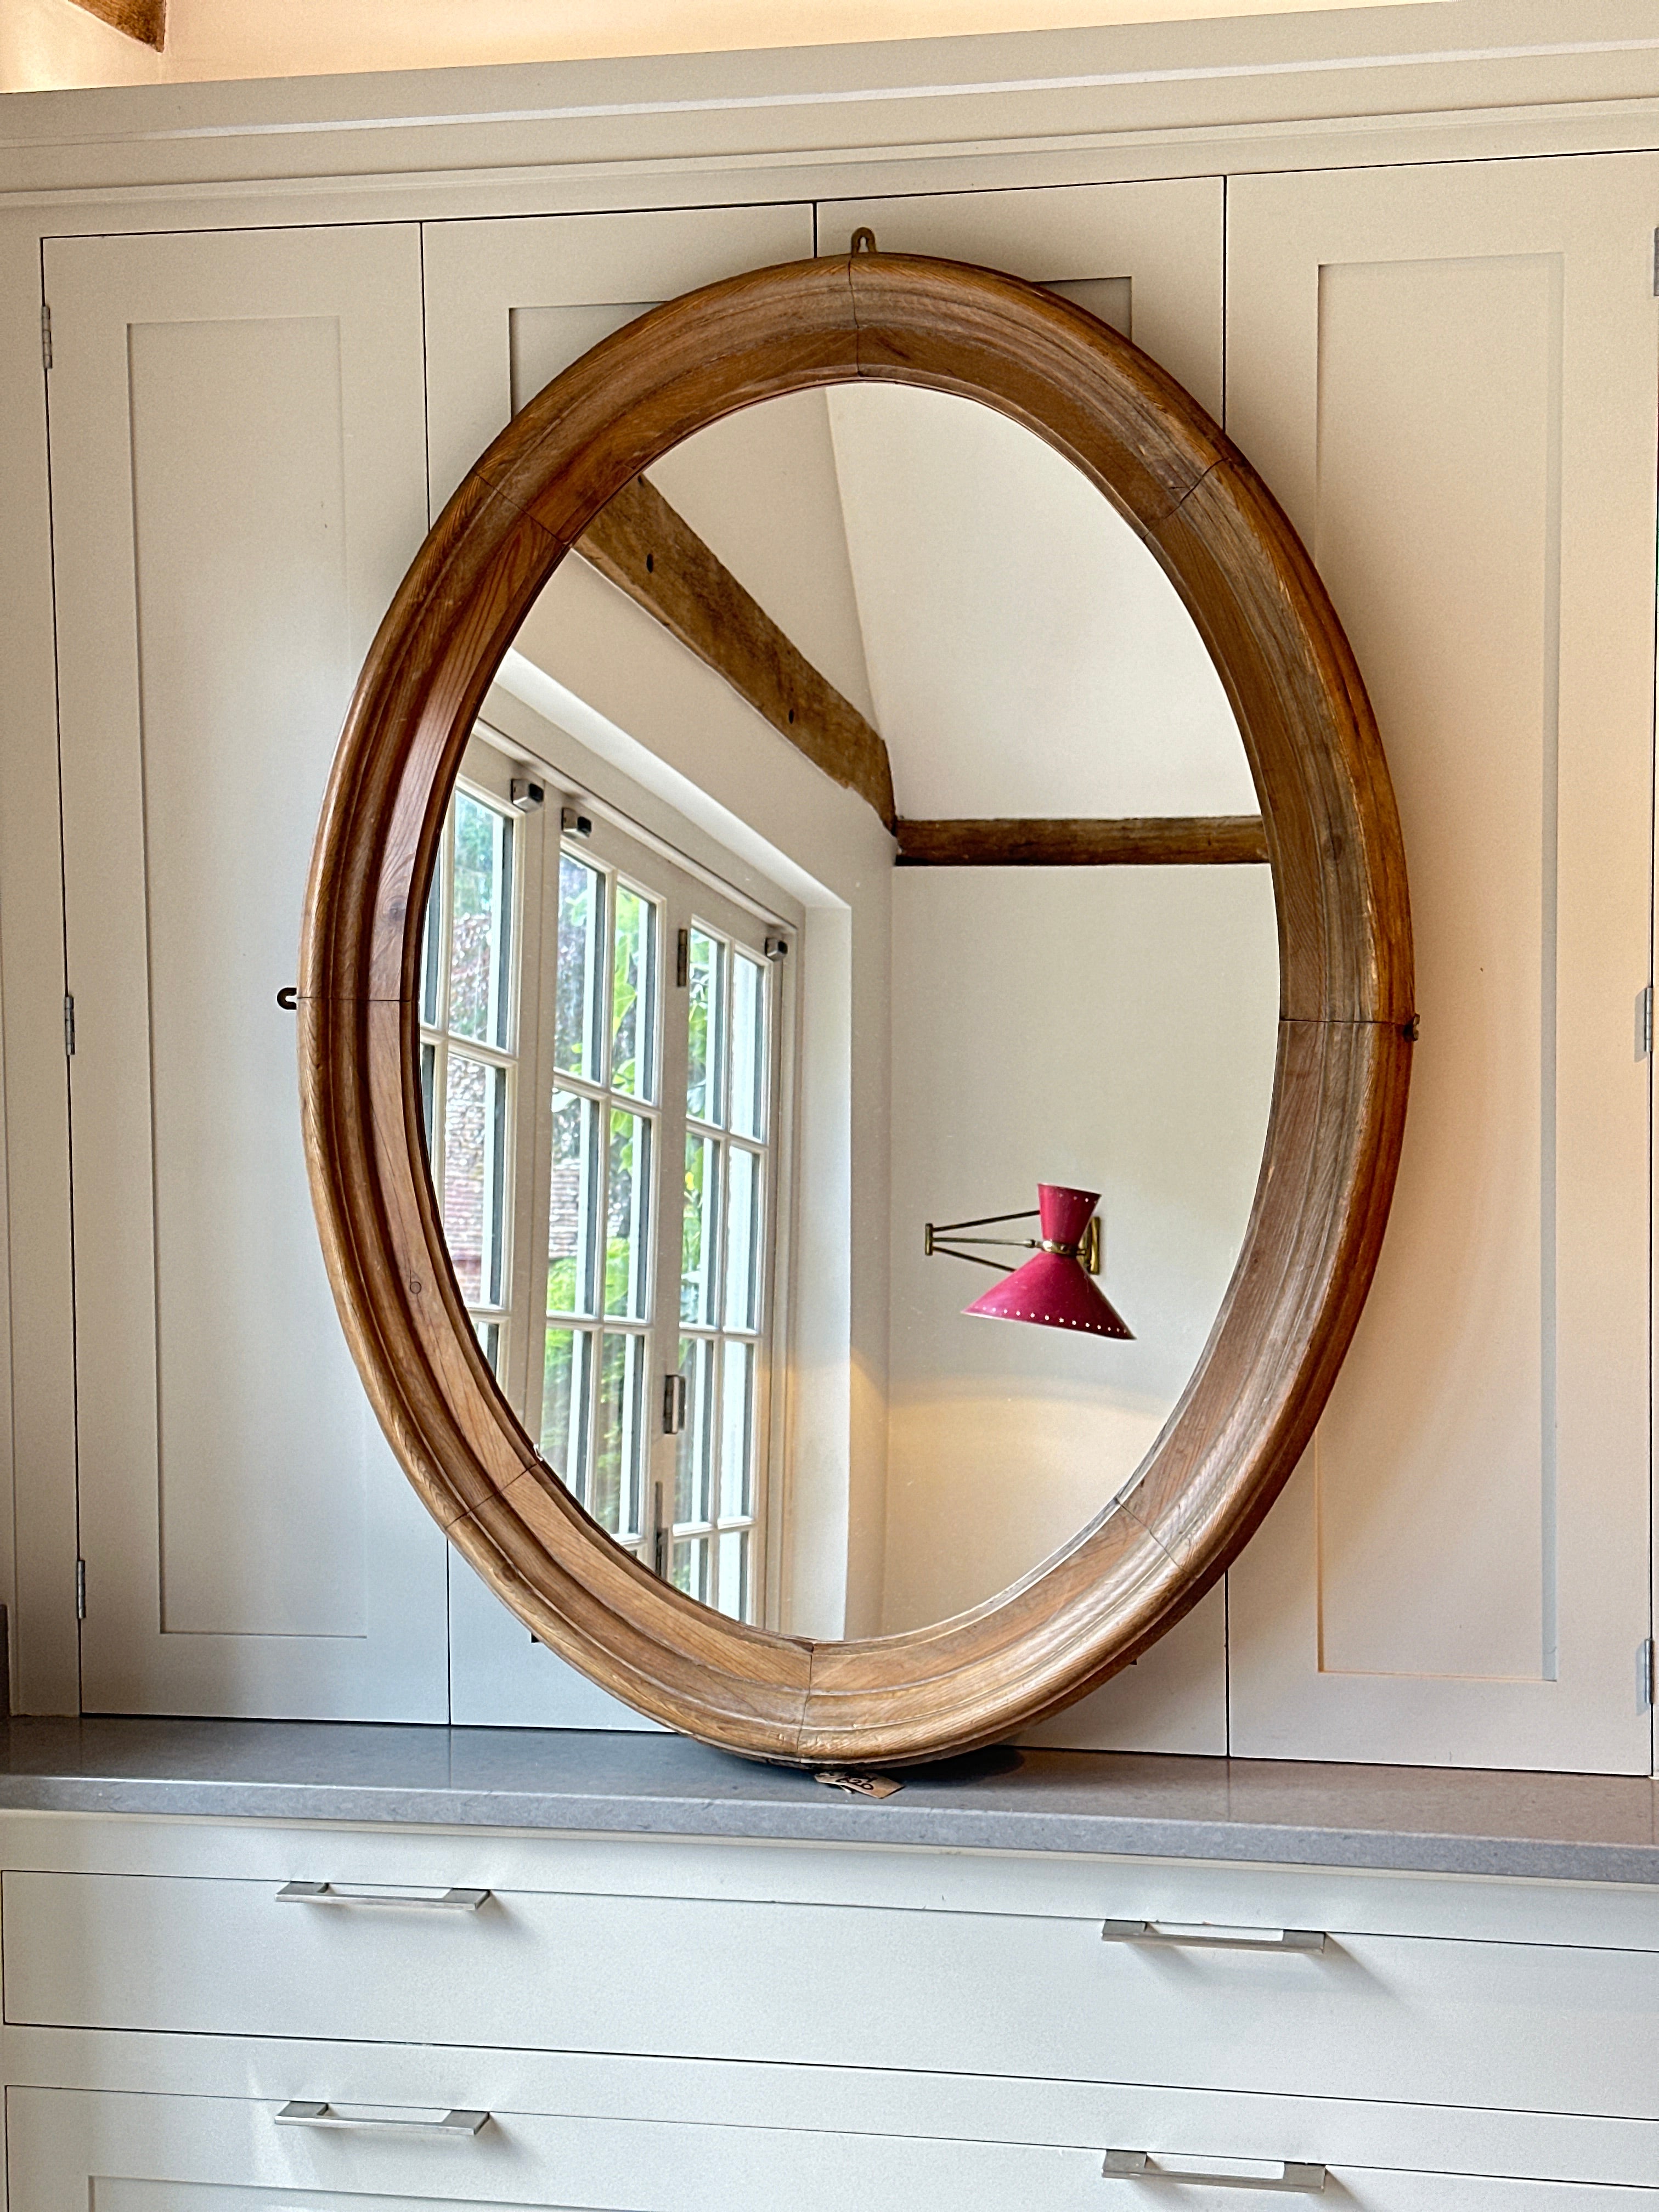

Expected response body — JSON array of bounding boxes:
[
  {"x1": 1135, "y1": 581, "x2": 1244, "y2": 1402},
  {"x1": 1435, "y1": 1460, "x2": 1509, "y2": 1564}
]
[
  {"x1": 577, "y1": 474, "x2": 896, "y2": 831},
  {"x1": 895, "y1": 816, "x2": 1270, "y2": 866},
  {"x1": 66, "y1": 0, "x2": 165, "y2": 47}
]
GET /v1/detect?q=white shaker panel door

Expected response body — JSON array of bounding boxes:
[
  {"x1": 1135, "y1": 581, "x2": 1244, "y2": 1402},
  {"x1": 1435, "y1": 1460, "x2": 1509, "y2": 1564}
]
[
  {"x1": 827, "y1": 179, "x2": 1229, "y2": 1757},
  {"x1": 47, "y1": 226, "x2": 447, "y2": 1718},
  {"x1": 1226, "y1": 155, "x2": 1658, "y2": 1771},
  {"x1": 424, "y1": 200, "x2": 812, "y2": 1731}
]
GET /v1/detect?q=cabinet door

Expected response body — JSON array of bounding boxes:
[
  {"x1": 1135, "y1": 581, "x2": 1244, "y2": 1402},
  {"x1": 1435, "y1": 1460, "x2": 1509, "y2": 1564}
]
[
  {"x1": 822, "y1": 178, "x2": 1229, "y2": 1758},
  {"x1": 1224, "y1": 155, "x2": 1659, "y2": 1771},
  {"x1": 422, "y1": 201, "x2": 815, "y2": 1729},
  {"x1": 46, "y1": 227, "x2": 448, "y2": 1719}
]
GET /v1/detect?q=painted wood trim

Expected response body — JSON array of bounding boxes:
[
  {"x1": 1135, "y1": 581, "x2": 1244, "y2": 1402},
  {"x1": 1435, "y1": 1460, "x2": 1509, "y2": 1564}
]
[
  {"x1": 298, "y1": 249, "x2": 1413, "y2": 1767},
  {"x1": 578, "y1": 473, "x2": 895, "y2": 830},
  {"x1": 895, "y1": 816, "x2": 1269, "y2": 866},
  {"x1": 66, "y1": 0, "x2": 165, "y2": 49}
]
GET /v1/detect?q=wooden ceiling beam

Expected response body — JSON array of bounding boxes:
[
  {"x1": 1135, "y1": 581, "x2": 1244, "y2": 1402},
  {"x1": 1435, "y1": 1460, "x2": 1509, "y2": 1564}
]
[
  {"x1": 895, "y1": 816, "x2": 1270, "y2": 866},
  {"x1": 66, "y1": 0, "x2": 166, "y2": 48},
  {"x1": 577, "y1": 473, "x2": 896, "y2": 832}
]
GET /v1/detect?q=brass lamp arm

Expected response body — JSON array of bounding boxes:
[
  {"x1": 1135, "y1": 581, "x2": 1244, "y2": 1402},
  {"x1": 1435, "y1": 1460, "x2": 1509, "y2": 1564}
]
[{"x1": 924, "y1": 1213, "x2": 1101, "y2": 1275}]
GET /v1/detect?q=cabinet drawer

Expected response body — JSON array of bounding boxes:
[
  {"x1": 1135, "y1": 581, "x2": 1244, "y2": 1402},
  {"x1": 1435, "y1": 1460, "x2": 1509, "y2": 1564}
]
[
  {"x1": 9, "y1": 1870, "x2": 1659, "y2": 2119},
  {"x1": 14, "y1": 2086, "x2": 1659, "y2": 2212}
]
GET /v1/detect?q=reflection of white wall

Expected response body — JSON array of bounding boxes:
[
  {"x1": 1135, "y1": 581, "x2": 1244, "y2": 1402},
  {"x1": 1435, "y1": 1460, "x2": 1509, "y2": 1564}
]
[
  {"x1": 879, "y1": 864, "x2": 1278, "y2": 1634},
  {"x1": 826, "y1": 382, "x2": 1256, "y2": 818}
]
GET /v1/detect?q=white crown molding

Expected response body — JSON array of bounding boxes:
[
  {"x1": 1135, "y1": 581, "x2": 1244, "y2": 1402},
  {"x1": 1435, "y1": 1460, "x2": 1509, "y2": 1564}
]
[{"x1": 1, "y1": 0, "x2": 1657, "y2": 204}]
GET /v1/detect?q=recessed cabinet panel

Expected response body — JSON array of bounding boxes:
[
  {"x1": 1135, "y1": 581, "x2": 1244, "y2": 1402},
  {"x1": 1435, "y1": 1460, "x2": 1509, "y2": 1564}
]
[
  {"x1": 1224, "y1": 154, "x2": 1659, "y2": 1773},
  {"x1": 420, "y1": 204, "x2": 817, "y2": 515},
  {"x1": 13, "y1": 1870, "x2": 1659, "y2": 2121},
  {"x1": 46, "y1": 227, "x2": 447, "y2": 1718}
]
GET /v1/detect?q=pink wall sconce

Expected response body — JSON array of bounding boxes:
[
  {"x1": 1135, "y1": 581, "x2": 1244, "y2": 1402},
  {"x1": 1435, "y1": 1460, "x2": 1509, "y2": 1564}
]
[{"x1": 924, "y1": 1183, "x2": 1133, "y2": 1339}]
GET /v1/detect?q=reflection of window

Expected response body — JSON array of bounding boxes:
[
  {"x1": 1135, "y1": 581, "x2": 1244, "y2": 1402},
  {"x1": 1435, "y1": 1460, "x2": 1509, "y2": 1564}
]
[
  {"x1": 541, "y1": 851, "x2": 661, "y2": 1561},
  {"x1": 420, "y1": 785, "x2": 518, "y2": 1374},
  {"x1": 674, "y1": 929, "x2": 770, "y2": 1618},
  {"x1": 424, "y1": 735, "x2": 786, "y2": 1624}
]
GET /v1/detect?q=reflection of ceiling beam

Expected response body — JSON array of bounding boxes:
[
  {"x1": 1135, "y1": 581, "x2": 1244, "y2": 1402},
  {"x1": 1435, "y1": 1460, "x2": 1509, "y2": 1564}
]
[
  {"x1": 578, "y1": 473, "x2": 896, "y2": 832},
  {"x1": 67, "y1": 0, "x2": 166, "y2": 46},
  {"x1": 895, "y1": 817, "x2": 1269, "y2": 866}
]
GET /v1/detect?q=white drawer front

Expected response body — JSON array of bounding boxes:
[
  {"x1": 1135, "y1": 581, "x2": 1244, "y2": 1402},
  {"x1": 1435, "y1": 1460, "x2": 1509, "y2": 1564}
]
[
  {"x1": 8, "y1": 1871, "x2": 1659, "y2": 2119},
  {"x1": 13, "y1": 2087, "x2": 1659, "y2": 2212}
]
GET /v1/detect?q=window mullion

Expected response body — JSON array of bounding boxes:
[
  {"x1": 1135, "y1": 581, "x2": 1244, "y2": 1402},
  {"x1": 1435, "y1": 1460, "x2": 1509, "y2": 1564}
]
[{"x1": 652, "y1": 887, "x2": 695, "y2": 1589}]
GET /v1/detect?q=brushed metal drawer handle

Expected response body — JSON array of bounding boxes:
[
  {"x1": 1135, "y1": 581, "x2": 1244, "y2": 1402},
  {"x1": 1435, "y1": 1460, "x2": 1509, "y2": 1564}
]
[
  {"x1": 1101, "y1": 1918, "x2": 1326, "y2": 1954},
  {"x1": 276, "y1": 1881, "x2": 490, "y2": 1911},
  {"x1": 1104, "y1": 2151, "x2": 1326, "y2": 2192},
  {"x1": 276, "y1": 2101, "x2": 489, "y2": 2136}
]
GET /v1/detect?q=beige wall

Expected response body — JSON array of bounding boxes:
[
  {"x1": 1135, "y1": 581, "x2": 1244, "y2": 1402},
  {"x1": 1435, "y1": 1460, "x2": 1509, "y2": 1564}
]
[{"x1": 1, "y1": 0, "x2": 1440, "y2": 94}]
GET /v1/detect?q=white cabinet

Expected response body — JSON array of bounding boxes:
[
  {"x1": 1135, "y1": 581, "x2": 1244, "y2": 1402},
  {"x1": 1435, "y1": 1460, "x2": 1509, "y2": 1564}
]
[
  {"x1": 5, "y1": 1817, "x2": 1659, "y2": 2209},
  {"x1": 1223, "y1": 154, "x2": 1659, "y2": 1774},
  {"x1": 45, "y1": 225, "x2": 448, "y2": 1720},
  {"x1": 17, "y1": 115, "x2": 1658, "y2": 1769}
]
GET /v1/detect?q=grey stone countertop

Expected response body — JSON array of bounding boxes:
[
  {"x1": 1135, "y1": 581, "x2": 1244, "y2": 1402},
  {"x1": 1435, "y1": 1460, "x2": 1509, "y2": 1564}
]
[{"x1": 2, "y1": 1717, "x2": 1657, "y2": 1884}]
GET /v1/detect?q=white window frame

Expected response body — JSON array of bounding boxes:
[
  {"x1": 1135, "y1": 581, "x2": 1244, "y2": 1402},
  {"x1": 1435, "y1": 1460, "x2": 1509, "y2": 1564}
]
[{"x1": 426, "y1": 729, "x2": 797, "y2": 1628}]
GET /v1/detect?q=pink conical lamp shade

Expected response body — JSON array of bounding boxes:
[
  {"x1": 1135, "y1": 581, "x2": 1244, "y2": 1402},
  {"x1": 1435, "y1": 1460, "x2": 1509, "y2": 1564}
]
[{"x1": 964, "y1": 1184, "x2": 1133, "y2": 1339}]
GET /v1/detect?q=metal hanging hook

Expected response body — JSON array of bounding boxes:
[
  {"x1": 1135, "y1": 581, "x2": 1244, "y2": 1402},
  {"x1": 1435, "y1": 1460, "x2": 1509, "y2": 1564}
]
[{"x1": 849, "y1": 227, "x2": 878, "y2": 255}]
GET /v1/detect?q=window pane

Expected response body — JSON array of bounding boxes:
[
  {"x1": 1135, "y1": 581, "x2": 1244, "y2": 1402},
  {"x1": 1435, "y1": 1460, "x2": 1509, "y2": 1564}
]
[
  {"x1": 555, "y1": 854, "x2": 605, "y2": 1081},
  {"x1": 547, "y1": 1089, "x2": 601, "y2": 1318},
  {"x1": 442, "y1": 1052, "x2": 507, "y2": 1308},
  {"x1": 719, "y1": 1338, "x2": 755, "y2": 1520},
  {"x1": 675, "y1": 1335, "x2": 715, "y2": 1527},
  {"x1": 605, "y1": 1108, "x2": 652, "y2": 1321},
  {"x1": 594, "y1": 1331, "x2": 646, "y2": 1541},
  {"x1": 681, "y1": 1132, "x2": 721, "y2": 1327},
  {"x1": 685, "y1": 928, "x2": 725, "y2": 1125},
  {"x1": 716, "y1": 1528, "x2": 749, "y2": 1623},
  {"x1": 420, "y1": 857, "x2": 443, "y2": 1029},
  {"x1": 724, "y1": 1145, "x2": 761, "y2": 1334},
  {"x1": 670, "y1": 1534, "x2": 710, "y2": 1604},
  {"x1": 449, "y1": 792, "x2": 512, "y2": 1049},
  {"x1": 611, "y1": 883, "x2": 658, "y2": 1103},
  {"x1": 475, "y1": 1318, "x2": 501, "y2": 1375},
  {"x1": 419, "y1": 1040, "x2": 436, "y2": 1155},
  {"x1": 541, "y1": 1325, "x2": 594, "y2": 1497},
  {"x1": 730, "y1": 952, "x2": 766, "y2": 1140}
]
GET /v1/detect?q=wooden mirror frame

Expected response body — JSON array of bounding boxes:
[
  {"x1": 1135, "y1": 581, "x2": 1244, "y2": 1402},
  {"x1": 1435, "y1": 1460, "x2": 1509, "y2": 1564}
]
[{"x1": 300, "y1": 251, "x2": 1413, "y2": 1768}]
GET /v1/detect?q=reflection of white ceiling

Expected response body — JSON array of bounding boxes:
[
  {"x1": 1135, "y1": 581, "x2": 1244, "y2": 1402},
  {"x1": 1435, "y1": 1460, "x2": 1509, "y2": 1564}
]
[
  {"x1": 654, "y1": 380, "x2": 1255, "y2": 820},
  {"x1": 648, "y1": 391, "x2": 878, "y2": 725}
]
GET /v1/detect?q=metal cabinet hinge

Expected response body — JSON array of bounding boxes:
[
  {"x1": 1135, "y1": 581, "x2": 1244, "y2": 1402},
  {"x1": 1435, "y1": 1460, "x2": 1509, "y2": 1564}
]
[
  {"x1": 1652, "y1": 227, "x2": 1659, "y2": 297},
  {"x1": 63, "y1": 992, "x2": 75, "y2": 1057},
  {"x1": 40, "y1": 301, "x2": 52, "y2": 371},
  {"x1": 1638, "y1": 985, "x2": 1652, "y2": 1061},
  {"x1": 1640, "y1": 1639, "x2": 1656, "y2": 1711},
  {"x1": 675, "y1": 927, "x2": 690, "y2": 990},
  {"x1": 75, "y1": 1559, "x2": 86, "y2": 1621}
]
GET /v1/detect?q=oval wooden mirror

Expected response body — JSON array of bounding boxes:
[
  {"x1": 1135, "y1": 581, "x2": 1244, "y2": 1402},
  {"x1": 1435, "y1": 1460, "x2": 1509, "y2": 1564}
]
[{"x1": 300, "y1": 250, "x2": 1413, "y2": 1768}]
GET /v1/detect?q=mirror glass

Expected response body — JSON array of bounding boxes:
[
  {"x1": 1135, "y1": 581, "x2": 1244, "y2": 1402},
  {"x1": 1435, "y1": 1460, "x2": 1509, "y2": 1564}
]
[{"x1": 421, "y1": 382, "x2": 1279, "y2": 1641}]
